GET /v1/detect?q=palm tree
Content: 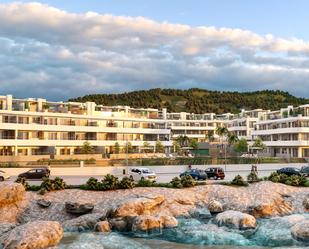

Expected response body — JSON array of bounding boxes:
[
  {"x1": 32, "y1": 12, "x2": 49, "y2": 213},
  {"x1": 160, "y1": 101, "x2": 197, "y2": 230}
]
[
  {"x1": 205, "y1": 130, "x2": 215, "y2": 143},
  {"x1": 227, "y1": 132, "x2": 239, "y2": 146},
  {"x1": 215, "y1": 126, "x2": 229, "y2": 147},
  {"x1": 176, "y1": 135, "x2": 190, "y2": 148}
]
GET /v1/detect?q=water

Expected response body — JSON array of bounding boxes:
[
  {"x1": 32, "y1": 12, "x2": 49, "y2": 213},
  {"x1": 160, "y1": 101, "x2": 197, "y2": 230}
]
[{"x1": 56, "y1": 215, "x2": 309, "y2": 249}]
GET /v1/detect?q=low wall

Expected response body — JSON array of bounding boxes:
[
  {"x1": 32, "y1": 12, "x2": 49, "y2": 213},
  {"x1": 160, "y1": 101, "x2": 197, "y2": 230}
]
[
  {"x1": 53, "y1": 154, "x2": 102, "y2": 160},
  {"x1": 0, "y1": 155, "x2": 50, "y2": 162},
  {"x1": 109, "y1": 153, "x2": 165, "y2": 159},
  {"x1": 3, "y1": 163, "x2": 305, "y2": 177}
]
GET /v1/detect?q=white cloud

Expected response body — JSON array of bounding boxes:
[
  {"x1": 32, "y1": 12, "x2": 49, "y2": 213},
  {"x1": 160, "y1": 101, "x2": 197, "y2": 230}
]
[{"x1": 0, "y1": 2, "x2": 308, "y2": 100}]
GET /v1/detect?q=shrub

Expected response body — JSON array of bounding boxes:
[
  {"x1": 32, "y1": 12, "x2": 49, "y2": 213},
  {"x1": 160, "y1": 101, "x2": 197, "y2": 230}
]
[
  {"x1": 180, "y1": 175, "x2": 196, "y2": 188},
  {"x1": 85, "y1": 177, "x2": 100, "y2": 190},
  {"x1": 231, "y1": 175, "x2": 248, "y2": 186},
  {"x1": 303, "y1": 181, "x2": 309, "y2": 187},
  {"x1": 39, "y1": 177, "x2": 67, "y2": 194},
  {"x1": 268, "y1": 172, "x2": 289, "y2": 183},
  {"x1": 27, "y1": 185, "x2": 41, "y2": 191},
  {"x1": 247, "y1": 172, "x2": 259, "y2": 183},
  {"x1": 101, "y1": 174, "x2": 119, "y2": 190},
  {"x1": 118, "y1": 177, "x2": 135, "y2": 189},
  {"x1": 15, "y1": 177, "x2": 30, "y2": 190},
  {"x1": 137, "y1": 178, "x2": 154, "y2": 187},
  {"x1": 170, "y1": 177, "x2": 183, "y2": 188}
]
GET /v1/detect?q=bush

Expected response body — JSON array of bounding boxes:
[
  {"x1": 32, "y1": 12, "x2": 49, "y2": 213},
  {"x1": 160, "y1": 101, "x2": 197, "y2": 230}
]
[
  {"x1": 101, "y1": 174, "x2": 119, "y2": 190},
  {"x1": 231, "y1": 175, "x2": 248, "y2": 186},
  {"x1": 303, "y1": 181, "x2": 309, "y2": 187},
  {"x1": 118, "y1": 177, "x2": 135, "y2": 189},
  {"x1": 247, "y1": 172, "x2": 259, "y2": 183},
  {"x1": 170, "y1": 177, "x2": 182, "y2": 188},
  {"x1": 15, "y1": 177, "x2": 30, "y2": 190},
  {"x1": 85, "y1": 177, "x2": 100, "y2": 190},
  {"x1": 39, "y1": 177, "x2": 67, "y2": 194},
  {"x1": 137, "y1": 178, "x2": 154, "y2": 187},
  {"x1": 180, "y1": 175, "x2": 196, "y2": 188}
]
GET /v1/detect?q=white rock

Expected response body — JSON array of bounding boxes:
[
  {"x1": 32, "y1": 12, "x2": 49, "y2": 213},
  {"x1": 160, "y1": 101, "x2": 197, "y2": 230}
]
[{"x1": 215, "y1": 210, "x2": 257, "y2": 230}]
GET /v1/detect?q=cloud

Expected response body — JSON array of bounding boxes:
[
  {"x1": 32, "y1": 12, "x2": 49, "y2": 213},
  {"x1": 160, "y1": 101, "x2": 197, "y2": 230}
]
[{"x1": 0, "y1": 2, "x2": 309, "y2": 100}]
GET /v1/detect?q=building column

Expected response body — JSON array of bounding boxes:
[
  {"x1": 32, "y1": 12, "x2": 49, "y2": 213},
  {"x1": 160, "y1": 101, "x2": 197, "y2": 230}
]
[{"x1": 298, "y1": 147, "x2": 303, "y2": 158}]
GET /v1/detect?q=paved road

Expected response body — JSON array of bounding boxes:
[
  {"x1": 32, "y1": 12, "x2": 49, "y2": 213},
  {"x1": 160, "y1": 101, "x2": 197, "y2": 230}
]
[{"x1": 9, "y1": 168, "x2": 278, "y2": 186}]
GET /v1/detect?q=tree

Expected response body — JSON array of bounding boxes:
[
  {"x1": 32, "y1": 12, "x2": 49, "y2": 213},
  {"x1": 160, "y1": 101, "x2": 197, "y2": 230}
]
[
  {"x1": 143, "y1": 141, "x2": 153, "y2": 153},
  {"x1": 190, "y1": 139, "x2": 198, "y2": 150},
  {"x1": 114, "y1": 142, "x2": 120, "y2": 154},
  {"x1": 234, "y1": 138, "x2": 248, "y2": 153},
  {"x1": 205, "y1": 130, "x2": 215, "y2": 142},
  {"x1": 176, "y1": 135, "x2": 190, "y2": 148},
  {"x1": 227, "y1": 133, "x2": 239, "y2": 146},
  {"x1": 125, "y1": 142, "x2": 133, "y2": 153},
  {"x1": 252, "y1": 137, "x2": 266, "y2": 150},
  {"x1": 215, "y1": 126, "x2": 229, "y2": 148},
  {"x1": 172, "y1": 140, "x2": 180, "y2": 153},
  {"x1": 155, "y1": 140, "x2": 165, "y2": 153},
  {"x1": 80, "y1": 141, "x2": 94, "y2": 154}
]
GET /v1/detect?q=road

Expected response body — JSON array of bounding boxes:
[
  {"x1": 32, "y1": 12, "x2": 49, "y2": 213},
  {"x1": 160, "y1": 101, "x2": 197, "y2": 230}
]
[{"x1": 8, "y1": 168, "x2": 278, "y2": 186}]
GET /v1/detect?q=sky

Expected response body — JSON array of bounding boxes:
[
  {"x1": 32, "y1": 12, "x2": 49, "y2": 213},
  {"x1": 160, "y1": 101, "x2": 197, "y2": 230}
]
[{"x1": 0, "y1": 1, "x2": 309, "y2": 100}]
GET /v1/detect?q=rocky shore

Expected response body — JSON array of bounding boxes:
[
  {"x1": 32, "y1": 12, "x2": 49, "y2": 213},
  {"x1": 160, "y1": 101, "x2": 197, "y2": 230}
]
[{"x1": 0, "y1": 181, "x2": 309, "y2": 248}]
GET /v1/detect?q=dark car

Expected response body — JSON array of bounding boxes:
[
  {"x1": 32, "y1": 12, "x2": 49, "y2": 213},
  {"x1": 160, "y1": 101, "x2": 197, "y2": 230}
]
[
  {"x1": 277, "y1": 167, "x2": 302, "y2": 176},
  {"x1": 301, "y1": 166, "x2": 309, "y2": 176},
  {"x1": 180, "y1": 169, "x2": 207, "y2": 181},
  {"x1": 18, "y1": 168, "x2": 50, "y2": 180},
  {"x1": 205, "y1": 167, "x2": 225, "y2": 180}
]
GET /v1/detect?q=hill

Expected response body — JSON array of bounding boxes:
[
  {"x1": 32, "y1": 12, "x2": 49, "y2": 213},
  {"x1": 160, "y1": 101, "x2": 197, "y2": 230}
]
[{"x1": 69, "y1": 88, "x2": 309, "y2": 114}]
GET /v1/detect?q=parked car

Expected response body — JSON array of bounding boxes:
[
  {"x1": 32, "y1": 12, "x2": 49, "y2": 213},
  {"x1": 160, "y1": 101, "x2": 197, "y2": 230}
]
[
  {"x1": 18, "y1": 167, "x2": 50, "y2": 180},
  {"x1": 179, "y1": 169, "x2": 207, "y2": 181},
  {"x1": 0, "y1": 170, "x2": 10, "y2": 181},
  {"x1": 128, "y1": 167, "x2": 157, "y2": 182},
  {"x1": 301, "y1": 166, "x2": 309, "y2": 176},
  {"x1": 277, "y1": 167, "x2": 302, "y2": 176},
  {"x1": 240, "y1": 153, "x2": 257, "y2": 158},
  {"x1": 205, "y1": 167, "x2": 225, "y2": 180}
]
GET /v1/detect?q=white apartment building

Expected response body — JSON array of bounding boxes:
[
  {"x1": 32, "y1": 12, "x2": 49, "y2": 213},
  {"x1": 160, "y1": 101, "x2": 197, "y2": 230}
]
[
  {"x1": 252, "y1": 105, "x2": 309, "y2": 158},
  {"x1": 226, "y1": 109, "x2": 269, "y2": 141},
  {"x1": 0, "y1": 95, "x2": 172, "y2": 156}
]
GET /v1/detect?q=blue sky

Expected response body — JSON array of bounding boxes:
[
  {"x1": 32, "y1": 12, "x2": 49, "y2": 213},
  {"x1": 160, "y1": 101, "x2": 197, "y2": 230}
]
[{"x1": 0, "y1": 1, "x2": 309, "y2": 100}]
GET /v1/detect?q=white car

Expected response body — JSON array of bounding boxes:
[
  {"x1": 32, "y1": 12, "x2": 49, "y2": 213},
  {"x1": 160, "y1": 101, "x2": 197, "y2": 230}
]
[
  {"x1": 129, "y1": 167, "x2": 157, "y2": 182},
  {"x1": 0, "y1": 170, "x2": 11, "y2": 181}
]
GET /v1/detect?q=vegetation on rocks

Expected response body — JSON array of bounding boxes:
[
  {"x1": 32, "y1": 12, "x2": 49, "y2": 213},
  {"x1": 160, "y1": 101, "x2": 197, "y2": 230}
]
[
  {"x1": 231, "y1": 175, "x2": 248, "y2": 186},
  {"x1": 118, "y1": 177, "x2": 135, "y2": 189},
  {"x1": 39, "y1": 177, "x2": 67, "y2": 194},
  {"x1": 15, "y1": 177, "x2": 30, "y2": 190},
  {"x1": 180, "y1": 175, "x2": 196, "y2": 188},
  {"x1": 268, "y1": 172, "x2": 309, "y2": 187}
]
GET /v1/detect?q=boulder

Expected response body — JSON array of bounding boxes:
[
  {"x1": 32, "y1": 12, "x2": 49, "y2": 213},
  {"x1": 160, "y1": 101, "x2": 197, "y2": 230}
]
[
  {"x1": 249, "y1": 199, "x2": 293, "y2": 218},
  {"x1": 303, "y1": 196, "x2": 309, "y2": 210},
  {"x1": 95, "y1": 221, "x2": 111, "y2": 233},
  {"x1": 37, "y1": 199, "x2": 51, "y2": 208},
  {"x1": 0, "y1": 223, "x2": 15, "y2": 235},
  {"x1": 132, "y1": 215, "x2": 162, "y2": 232},
  {"x1": 109, "y1": 217, "x2": 134, "y2": 232},
  {"x1": 0, "y1": 221, "x2": 63, "y2": 249},
  {"x1": 215, "y1": 210, "x2": 257, "y2": 230},
  {"x1": 159, "y1": 215, "x2": 178, "y2": 228},
  {"x1": 189, "y1": 207, "x2": 212, "y2": 219},
  {"x1": 291, "y1": 220, "x2": 309, "y2": 242},
  {"x1": 62, "y1": 213, "x2": 104, "y2": 232},
  {"x1": 0, "y1": 182, "x2": 25, "y2": 206},
  {"x1": 112, "y1": 195, "x2": 164, "y2": 217},
  {"x1": 65, "y1": 202, "x2": 94, "y2": 215},
  {"x1": 208, "y1": 200, "x2": 223, "y2": 214}
]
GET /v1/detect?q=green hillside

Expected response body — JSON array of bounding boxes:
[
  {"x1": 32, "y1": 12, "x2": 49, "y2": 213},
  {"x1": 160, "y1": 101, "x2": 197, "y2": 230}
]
[{"x1": 69, "y1": 88, "x2": 309, "y2": 114}]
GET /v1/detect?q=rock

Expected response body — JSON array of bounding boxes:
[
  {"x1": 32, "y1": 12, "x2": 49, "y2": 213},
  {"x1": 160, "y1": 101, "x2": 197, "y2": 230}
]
[
  {"x1": 249, "y1": 199, "x2": 293, "y2": 218},
  {"x1": 65, "y1": 202, "x2": 94, "y2": 215},
  {"x1": 109, "y1": 217, "x2": 134, "y2": 232},
  {"x1": 215, "y1": 210, "x2": 257, "y2": 230},
  {"x1": 0, "y1": 223, "x2": 15, "y2": 235},
  {"x1": 208, "y1": 200, "x2": 223, "y2": 214},
  {"x1": 62, "y1": 213, "x2": 104, "y2": 232},
  {"x1": 112, "y1": 195, "x2": 164, "y2": 217},
  {"x1": 95, "y1": 221, "x2": 111, "y2": 233},
  {"x1": 159, "y1": 215, "x2": 178, "y2": 228},
  {"x1": 291, "y1": 220, "x2": 309, "y2": 242},
  {"x1": 189, "y1": 208, "x2": 212, "y2": 219},
  {"x1": 0, "y1": 182, "x2": 25, "y2": 206},
  {"x1": 303, "y1": 196, "x2": 309, "y2": 210},
  {"x1": 174, "y1": 197, "x2": 195, "y2": 206},
  {"x1": 0, "y1": 221, "x2": 63, "y2": 249},
  {"x1": 37, "y1": 199, "x2": 51, "y2": 208},
  {"x1": 132, "y1": 215, "x2": 162, "y2": 232}
]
